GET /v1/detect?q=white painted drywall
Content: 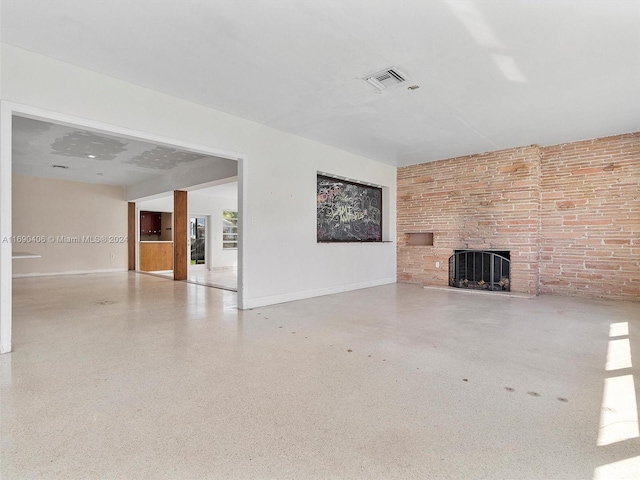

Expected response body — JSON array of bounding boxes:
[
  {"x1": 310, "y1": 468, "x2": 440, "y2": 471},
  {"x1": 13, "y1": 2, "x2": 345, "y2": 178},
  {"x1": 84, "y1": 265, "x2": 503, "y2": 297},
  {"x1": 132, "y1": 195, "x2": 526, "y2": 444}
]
[
  {"x1": 0, "y1": 101, "x2": 12, "y2": 354},
  {"x1": 1, "y1": 44, "x2": 396, "y2": 311},
  {"x1": 0, "y1": 15, "x2": 10, "y2": 354},
  {"x1": 127, "y1": 156, "x2": 238, "y2": 201},
  {"x1": 11, "y1": 174, "x2": 128, "y2": 276},
  {"x1": 136, "y1": 195, "x2": 173, "y2": 213}
]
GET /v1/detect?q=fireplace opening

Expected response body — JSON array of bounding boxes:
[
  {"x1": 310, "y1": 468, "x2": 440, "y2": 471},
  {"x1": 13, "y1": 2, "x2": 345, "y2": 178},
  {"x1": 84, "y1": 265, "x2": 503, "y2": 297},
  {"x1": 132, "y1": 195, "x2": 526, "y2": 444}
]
[{"x1": 449, "y1": 250, "x2": 511, "y2": 291}]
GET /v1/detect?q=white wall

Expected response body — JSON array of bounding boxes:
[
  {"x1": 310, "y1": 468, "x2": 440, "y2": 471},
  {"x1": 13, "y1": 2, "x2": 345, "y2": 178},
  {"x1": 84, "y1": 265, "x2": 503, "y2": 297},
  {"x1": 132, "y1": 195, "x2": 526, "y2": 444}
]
[
  {"x1": 0, "y1": 43, "x2": 10, "y2": 353},
  {"x1": 1, "y1": 44, "x2": 397, "y2": 312},
  {"x1": 12, "y1": 174, "x2": 128, "y2": 276},
  {"x1": 127, "y1": 157, "x2": 238, "y2": 201}
]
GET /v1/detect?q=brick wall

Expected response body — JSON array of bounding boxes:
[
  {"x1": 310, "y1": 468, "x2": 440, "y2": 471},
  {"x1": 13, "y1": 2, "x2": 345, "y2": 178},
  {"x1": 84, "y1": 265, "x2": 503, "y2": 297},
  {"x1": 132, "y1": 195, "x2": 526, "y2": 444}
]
[
  {"x1": 397, "y1": 132, "x2": 640, "y2": 300},
  {"x1": 540, "y1": 133, "x2": 640, "y2": 299},
  {"x1": 397, "y1": 145, "x2": 542, "y2": 295}
]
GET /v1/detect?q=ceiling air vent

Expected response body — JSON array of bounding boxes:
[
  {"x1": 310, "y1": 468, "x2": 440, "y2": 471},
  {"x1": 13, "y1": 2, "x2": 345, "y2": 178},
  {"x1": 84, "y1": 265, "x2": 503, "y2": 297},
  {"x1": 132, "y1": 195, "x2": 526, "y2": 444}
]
[{"x1": 364, "y1": 67, "x2": 408, "y2": 91}]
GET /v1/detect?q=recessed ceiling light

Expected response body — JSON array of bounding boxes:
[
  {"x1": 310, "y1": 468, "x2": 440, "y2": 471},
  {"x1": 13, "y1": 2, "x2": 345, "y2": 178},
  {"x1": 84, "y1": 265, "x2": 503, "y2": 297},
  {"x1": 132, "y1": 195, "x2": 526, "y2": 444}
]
[
  {"x1": 86, "y1": 154, "x2": 96, "y2": 159},
  {"x1": 408, "y1": 85, "x2": 420, "y2": 90}
]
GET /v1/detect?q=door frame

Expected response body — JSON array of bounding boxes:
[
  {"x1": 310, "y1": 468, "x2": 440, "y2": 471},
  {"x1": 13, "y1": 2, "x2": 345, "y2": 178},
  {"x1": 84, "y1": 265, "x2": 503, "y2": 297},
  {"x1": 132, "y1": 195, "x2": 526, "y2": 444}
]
[
  {"x1": 188, "y1": 214, "x2": 210, "y2": 271},
  {"x1": 0, "y1": 100, "x2": 248, "y2": 354}
]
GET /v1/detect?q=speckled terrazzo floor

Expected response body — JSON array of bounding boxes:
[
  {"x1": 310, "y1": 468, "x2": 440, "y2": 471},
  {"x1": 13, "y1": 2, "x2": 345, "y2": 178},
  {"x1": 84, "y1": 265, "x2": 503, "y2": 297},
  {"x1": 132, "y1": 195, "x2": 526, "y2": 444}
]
[
  {"x1": 154, "y1": 267, "x2": 238, "y2": 291},
  {"x1": 2, "y1": 273, "x2": 639, "y2": 479}
]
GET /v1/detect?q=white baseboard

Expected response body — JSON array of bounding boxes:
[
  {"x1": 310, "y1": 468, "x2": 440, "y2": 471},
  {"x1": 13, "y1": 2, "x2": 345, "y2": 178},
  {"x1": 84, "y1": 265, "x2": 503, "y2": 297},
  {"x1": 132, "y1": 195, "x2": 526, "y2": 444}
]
[
  {"x1": 12, "y1": 268, "x2": 128, "y2": 278},
  {"x1": 241, "y1": 277, "x2": 396, "y2": 309}
]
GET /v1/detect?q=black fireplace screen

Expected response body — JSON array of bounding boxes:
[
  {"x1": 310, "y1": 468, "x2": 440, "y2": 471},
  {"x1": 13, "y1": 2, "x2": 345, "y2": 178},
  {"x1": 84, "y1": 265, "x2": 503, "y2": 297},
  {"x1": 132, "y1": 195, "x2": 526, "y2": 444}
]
[{"x1": 449, "y1": 251, "x2": 510, "y2": 291}]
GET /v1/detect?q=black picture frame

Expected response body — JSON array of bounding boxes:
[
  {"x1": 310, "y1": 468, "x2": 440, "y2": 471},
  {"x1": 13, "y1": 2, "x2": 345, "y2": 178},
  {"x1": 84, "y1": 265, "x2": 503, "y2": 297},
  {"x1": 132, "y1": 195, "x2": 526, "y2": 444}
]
[{"x1": 317, "y1": 174, "x2": 382, "y2": 242}]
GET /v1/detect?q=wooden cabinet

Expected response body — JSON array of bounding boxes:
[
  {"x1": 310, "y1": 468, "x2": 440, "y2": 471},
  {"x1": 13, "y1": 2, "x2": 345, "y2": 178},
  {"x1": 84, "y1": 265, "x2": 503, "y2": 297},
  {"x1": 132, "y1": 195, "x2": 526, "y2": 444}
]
[
  {"x1": 139, "y1": 242, "x2": 173, "y2": 271},
  {"x1": 140, "y1": 211, "x2": 162, "y2": 235}
]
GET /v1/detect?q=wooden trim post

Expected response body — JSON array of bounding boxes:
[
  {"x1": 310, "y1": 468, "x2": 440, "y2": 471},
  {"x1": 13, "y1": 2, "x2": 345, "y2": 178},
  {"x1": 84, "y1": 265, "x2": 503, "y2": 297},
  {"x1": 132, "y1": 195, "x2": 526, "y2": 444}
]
[
  {"x1": 173, "y1": 190, "x2": 188, "y2": 281},
  {"x1": 127, "y1": 202, "x2": 136, "y2": 270}
]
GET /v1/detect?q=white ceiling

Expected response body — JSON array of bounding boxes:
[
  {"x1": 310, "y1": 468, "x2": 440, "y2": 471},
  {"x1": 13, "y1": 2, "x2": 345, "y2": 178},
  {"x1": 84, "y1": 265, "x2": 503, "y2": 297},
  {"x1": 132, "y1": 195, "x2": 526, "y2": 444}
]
[
  {"x1": 2, "y1": 0, "x2": 639, "y2": 167},
  {"x1": 11, "y1": 116, "x2": 234, "y2": 187}
]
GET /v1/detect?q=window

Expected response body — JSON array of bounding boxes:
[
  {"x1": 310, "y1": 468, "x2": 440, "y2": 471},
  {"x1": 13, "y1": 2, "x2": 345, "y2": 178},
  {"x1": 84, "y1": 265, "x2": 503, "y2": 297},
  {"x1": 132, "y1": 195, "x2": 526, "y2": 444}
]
[{"x1": 223, "y1": 210, "x2": 238, "y2": 249}]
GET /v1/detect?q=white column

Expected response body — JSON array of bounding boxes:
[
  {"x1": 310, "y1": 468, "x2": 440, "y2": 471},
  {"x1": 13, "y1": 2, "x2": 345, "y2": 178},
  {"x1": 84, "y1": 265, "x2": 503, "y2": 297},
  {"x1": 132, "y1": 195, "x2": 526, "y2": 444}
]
[{"x1": 0, "y1": 102, "x2": 13, "y2": 353}]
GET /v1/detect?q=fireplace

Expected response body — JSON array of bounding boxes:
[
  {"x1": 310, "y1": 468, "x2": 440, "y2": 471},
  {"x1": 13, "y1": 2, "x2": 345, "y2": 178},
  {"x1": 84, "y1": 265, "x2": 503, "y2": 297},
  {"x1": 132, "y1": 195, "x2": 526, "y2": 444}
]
[{"x1": 449, "y1": 250, "x2": 511, "y2": 291}]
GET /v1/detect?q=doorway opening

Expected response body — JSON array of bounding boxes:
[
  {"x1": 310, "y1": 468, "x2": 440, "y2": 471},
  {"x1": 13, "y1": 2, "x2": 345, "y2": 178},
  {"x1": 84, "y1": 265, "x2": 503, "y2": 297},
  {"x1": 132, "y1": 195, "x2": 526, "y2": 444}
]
[
  {"x1": 189, "y1": 216, "x2": 207, "y2": 267},
  {"x1": 2, "y1": 105, "x2": 246, "y2": 354}
]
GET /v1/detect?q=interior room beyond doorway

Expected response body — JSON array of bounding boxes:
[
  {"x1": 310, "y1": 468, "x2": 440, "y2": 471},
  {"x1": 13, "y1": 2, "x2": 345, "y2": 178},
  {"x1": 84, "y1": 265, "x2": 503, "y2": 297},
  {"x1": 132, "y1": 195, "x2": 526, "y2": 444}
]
[{"x1": 136, "y1": 184, "x2": 238, "y2": 291}]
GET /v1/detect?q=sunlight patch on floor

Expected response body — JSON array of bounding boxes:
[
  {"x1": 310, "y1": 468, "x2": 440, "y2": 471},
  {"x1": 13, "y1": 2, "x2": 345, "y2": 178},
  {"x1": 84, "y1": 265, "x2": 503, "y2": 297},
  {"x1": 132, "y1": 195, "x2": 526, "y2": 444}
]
[
  {"x1": 595, "y1": 320, "x2": 639, "y2": 480},
  {"x1": 597, "y1": 374, "x2": 639, "y2": 446},
  {"x1": 593, "y1": 455, "x2": 640, "y2": 480},
  {"x1": 606, "y1": 339, "x2": 633, "y2": 371},
  {"x1": 609, "y1": 322, "x2": 629, "y2": 338}
]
